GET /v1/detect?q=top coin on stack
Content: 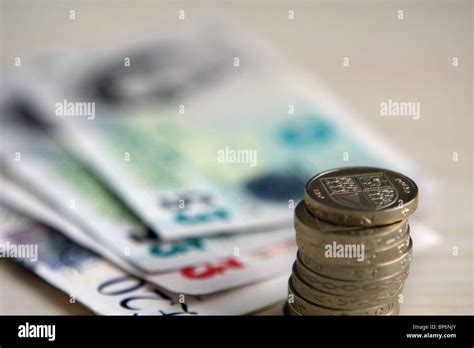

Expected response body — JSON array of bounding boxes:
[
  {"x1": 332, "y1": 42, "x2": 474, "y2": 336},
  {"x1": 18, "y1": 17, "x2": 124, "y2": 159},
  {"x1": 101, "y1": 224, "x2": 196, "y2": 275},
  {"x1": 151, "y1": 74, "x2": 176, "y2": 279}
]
[
  {"x1": 304, "y1": 167, "x2": 418, "y2": 227},
  {"x1": 287, "y1": 167, "x2": 418, "y2": 316}
]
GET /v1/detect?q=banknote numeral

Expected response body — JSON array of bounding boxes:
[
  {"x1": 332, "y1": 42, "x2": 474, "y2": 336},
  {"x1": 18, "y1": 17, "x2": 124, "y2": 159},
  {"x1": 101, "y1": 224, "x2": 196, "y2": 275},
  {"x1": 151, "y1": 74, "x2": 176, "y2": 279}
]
[
  {"x1": 175, "y1": 208, "x2": 229, "y2": 224},
  {"x1": 98, "y1": 276, "x2": 197, "y2": 315},
  {"x1": 161, "y1": 191, "x2": 230, "y2": 224},
  {"x1": 149, "y1": 238, "x2": 205, "y2": 257},
  {"x1": 180, "y1": 257, "x2": 244, "y2": 279}
]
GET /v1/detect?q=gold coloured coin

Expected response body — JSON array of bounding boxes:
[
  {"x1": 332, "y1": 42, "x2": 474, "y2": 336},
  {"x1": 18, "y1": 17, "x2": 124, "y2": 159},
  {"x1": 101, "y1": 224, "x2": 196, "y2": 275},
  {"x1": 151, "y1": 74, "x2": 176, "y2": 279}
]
[
  {"x1": 291, "y1": 263, "x2": 404, "y2": 310},
  {"x1": 298, "y1": 237, "x2": 413, "y2": 281},
  {"x1": 288, "y1": 280, "x2": 398, "y2": 316},
  {"x1": 304, "y1": 167, "x2": 418, "y2": 226},
  {"x1": 295, "y1": 253, "x2": 410, "y2": 296},
  {"x1": 296, "y1": 230, "x2": 411, "y2": 267},
  {"x1": 294, "y1": 200, "x2": 409, "y2": 251}
]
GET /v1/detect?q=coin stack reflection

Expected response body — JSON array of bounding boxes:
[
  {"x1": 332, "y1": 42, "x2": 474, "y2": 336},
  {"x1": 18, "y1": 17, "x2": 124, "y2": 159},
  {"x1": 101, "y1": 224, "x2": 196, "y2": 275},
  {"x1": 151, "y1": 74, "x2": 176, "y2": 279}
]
[{"x1": 286, "y1": 167, "x2": 418, "y2": 316}]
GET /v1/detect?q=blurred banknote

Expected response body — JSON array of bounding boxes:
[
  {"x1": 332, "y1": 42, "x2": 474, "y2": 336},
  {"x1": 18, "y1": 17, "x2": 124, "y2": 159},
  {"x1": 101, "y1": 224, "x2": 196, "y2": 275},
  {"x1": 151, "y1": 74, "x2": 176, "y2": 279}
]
[
  {"x1": 0, "y1": 174, "x2": 294, "y2": 295},
  {"x1": 0, "y1": 101, "x2": 293, "y2": 276},
  {"x1": 0, "y1": 203, "x2": 289, "y2": 315},
  {"x1": 9, "y1": 28, "x2": 432, "y2": 240}
]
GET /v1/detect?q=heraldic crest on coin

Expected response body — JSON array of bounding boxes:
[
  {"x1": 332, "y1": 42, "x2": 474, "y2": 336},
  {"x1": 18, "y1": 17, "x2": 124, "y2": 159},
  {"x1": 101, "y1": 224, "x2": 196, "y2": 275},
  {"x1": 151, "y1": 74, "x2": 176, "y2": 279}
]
[{"x1": 320, "y1": 172, "x2": 399, "y2": 210}]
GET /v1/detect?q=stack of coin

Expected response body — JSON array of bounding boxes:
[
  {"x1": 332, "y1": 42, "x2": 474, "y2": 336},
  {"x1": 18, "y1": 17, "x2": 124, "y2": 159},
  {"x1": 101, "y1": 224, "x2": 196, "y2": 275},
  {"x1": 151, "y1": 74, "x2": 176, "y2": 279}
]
[{"x1": 286, "y1": 167, "x2": 418, "y2": 316}]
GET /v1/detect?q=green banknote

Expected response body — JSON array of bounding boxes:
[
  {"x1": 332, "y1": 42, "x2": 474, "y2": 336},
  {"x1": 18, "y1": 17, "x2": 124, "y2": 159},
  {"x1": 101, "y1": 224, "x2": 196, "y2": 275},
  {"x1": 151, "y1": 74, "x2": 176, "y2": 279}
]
[
  {"x1": 15, "y1": 29, "x2": 429, "y2": 240},
  {"x1": 0, "y1": 103, "x2": 293, "y2": 273}
]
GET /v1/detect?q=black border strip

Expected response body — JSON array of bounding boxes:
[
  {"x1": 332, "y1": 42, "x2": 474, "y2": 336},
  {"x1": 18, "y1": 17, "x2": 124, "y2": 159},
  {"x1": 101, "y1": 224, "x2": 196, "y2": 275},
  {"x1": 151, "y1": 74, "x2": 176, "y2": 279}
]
[{"x1": 0, "y1": 315, "x2": 472, "y2": 346}]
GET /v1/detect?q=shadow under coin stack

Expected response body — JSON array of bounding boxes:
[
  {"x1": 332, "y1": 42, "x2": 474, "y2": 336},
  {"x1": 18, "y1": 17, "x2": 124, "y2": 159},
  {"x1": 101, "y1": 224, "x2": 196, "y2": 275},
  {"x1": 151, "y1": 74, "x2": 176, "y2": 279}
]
[{"x1": 286, "y1": 167, "x2": 419, "y2": 316}]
